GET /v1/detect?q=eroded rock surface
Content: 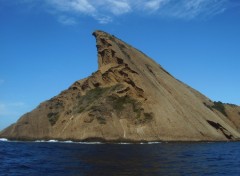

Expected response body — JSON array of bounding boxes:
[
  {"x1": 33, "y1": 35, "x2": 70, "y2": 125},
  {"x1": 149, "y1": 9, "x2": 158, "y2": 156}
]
[{"x1": 1, "y1": 30, "x2": 240, "y2": 142}]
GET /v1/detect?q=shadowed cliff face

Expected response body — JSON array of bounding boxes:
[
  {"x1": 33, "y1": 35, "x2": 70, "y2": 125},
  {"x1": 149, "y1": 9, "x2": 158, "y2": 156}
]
[{"x1": 1, "y1": 30, "x2": 240, "y2": 142}]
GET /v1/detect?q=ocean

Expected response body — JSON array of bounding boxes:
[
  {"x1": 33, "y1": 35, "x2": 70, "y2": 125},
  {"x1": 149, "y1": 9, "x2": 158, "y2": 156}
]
[{"x1": 0, "y1": 139, "x2": 240, "y2": 176}]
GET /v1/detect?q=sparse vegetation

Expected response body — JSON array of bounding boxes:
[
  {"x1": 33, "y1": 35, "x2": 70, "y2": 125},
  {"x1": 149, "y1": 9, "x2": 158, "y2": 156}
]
[
  {"x1": 72, "y1": 85, "x2": 153, "y2": 125},
  {"x1": 73, "y1": 87, "x2": 110, "y2": 114},
  {"x1": 226, "y1": 103, "x2": 237, "y2": 107},
  {"x1": 87, "y1": 87, "x2": 109, "y2": 99},
  {"x1": 134, "y1": 112, "x2": 154, "y2": 124},
  {"x1": 55, "y1": 101, "x2": 64, "y2": 108},
  {"x1": 97, "y1": 116, "x2": 106, "y2": 124},
  {"x1": 76, "y1": 107, "x2": 85, "y2": 114},
  {"x1": 203, "y1": 101, "x2": 228, "y2": 117},
  {"x1": 203, "y1": 102, "x2": 213, "y2": 110},
  {"x1": 112, "y1": 95, "x2": 136, "y2": 112},
  {"x1": 144, "y1": 113, "x2": 154, "y2": 121},
  {"x1": 65, "y1": 110, "x2": 72, "y2": 115},
  {"x1": 118, "y1": 43, "x2": 126, "y2": 50},
  {"x1": 109, "y1": 95, "x2": 153, "y2": 123},
  {"x1": 212, "y1": 101, "x2": 228, "y2": 117},
  {"x1": 47, "y1": 112, "x2": 59, "y2": 126},
  {"x1": 108, "y1": 35, "x2": 115, "y2": 42},
  {"x1": 116, "y1": 42, "x2": 131, "y2": 60}
]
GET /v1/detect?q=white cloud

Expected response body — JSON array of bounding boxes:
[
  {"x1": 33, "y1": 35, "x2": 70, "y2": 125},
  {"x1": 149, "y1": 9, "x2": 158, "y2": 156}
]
[
  {"x1": 18, "y1": 0, "x2": 232, "y2": 24},
  {"x1": 47, "y1": 0, "x2": 96, "y2": 14},
  {"x1": 167, "y1": 0, "x2": 228, "y2": 19},
  {"x1": 94, "y1": 15, "x2": 113, "y2": 24},
  {"x1": 144, "y1": 0, "x2": 169, "y2": 11},
  {"x1": 106, "y1": 0, "x2": 132, "y2": 15},
  {"x1": 58, "y1": 15, "x2": 78, "y2": 25},
  {"x1": 45, "y1": 0, "x2": 131, "y2": 23}
]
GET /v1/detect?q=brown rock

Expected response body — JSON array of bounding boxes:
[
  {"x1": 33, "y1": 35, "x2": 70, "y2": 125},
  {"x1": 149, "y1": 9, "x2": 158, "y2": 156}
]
[{"x1": 1, "y1": 30, "x2": 240, "y2": 142}]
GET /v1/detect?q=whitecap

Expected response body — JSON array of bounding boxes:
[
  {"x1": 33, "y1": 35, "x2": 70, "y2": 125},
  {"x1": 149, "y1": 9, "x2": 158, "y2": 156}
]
[
  {"x1": 61, "y1": 140, "x2": 73, "y2": 143},
  {"x1": 147, "y1": 142, "x2": 162, "y2": 144},
  {"x1": 0, "y1": 138, "x2": 8, "y2": 142},
  {"x1": 47, "y1": 140, "x2": 58, "y2": 143},
  {"x1": 118, "y1": 143, "x2": 132, "y2": 145},
  {"x1": 35, "y1": 140, "x2": 46, "y2": 143},
  {"x1": 78, "y1": 142, "x2": 103, "y2": 145}
]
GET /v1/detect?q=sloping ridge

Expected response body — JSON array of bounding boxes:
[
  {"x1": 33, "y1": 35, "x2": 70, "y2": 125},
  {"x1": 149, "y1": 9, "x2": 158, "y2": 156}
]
[{"x1": 1, "y1": 30, "x2": 240, "y2": 142}]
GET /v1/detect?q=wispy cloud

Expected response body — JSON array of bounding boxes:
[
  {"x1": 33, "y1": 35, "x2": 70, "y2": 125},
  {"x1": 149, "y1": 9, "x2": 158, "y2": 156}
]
[
  {"x1": 47, "y1": 0, "x2": 96, "y2": 14},
  {"x1": 166, "y1": 0, "x2": 228, "y2": 19},
  {"x1": 17, "y1": 0, "x2": 234, "y2": 24},
  {"x1": 58, "y1": 15, "x2": 78, "y2": 25},
  {"x1": 105, "y1": 0, "x2": 132, "y2": 15},
  {"x1": 143, "y1": 0, "x2": 170, "y2": 12}
]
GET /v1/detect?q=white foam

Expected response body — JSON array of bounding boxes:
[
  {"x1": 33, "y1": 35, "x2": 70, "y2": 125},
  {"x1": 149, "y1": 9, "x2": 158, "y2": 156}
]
[
  {"x1": 32, "y1": 140, "x2": 162, "y2": 145},
  {"x1": 78, "y1": 142, "x2": 103, "y2": 145},
  {"x1": 48, "y1": 140, "x2": 58, "y2": 143},
  {"x1": 34, "y1": 140, "x2": 102, "y2": 144},
  {"x1": 35, "y1": 140, "x2": 46, "y2": 143},
  {"x1": 62, "y1": 140, "x2": 73, "y2": 143},
  {"x1": 147, "y1": 142, "x2": 162, "y2": 144},
  {"x1": 0, "y1": 138, "x2": 8, "y2": 142},
  {"x1": 118, "y1": 143, "x2": 132, "y2": 145},
  {"x1": 35, "y1": 140, "x2": 59, "y2": 143}
]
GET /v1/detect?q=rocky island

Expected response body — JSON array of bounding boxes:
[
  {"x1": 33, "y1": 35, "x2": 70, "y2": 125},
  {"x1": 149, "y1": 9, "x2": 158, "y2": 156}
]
[{"x1": 1, "y1": 31, "x2": 240, "y2": 142}]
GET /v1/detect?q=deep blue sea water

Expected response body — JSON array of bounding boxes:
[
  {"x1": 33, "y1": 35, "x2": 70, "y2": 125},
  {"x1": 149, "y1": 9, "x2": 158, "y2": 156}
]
[{"x1": 0, "y1": 140, "x2": 240, "y2": 176}]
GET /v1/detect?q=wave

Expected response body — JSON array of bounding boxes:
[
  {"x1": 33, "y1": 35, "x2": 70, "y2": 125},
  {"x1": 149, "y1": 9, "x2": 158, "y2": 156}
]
[
  {"x1": 118, "y1": 143, "x2": 132, "y2": 145},
  {"x1": 34, "y1": 140, "x2": 102, "y2": 144},
  {"x1": 35, "y1": 140, "x2": 59, "y2": 143},
  {"x1": 0, "y1": 138, "x2": 8, "y2": 142},
  {"x1": 13, "y1": 139, "x2": 162, "y2": 145},
  {"x1": 116, "y1": 142, "x2": 162, "y2": 145},
  {"x1": 78, "y1": 142, "x2": 103, "y2": 144},
  {"x1": 147, "y1": 142, "x2": 162, "y2": 144},
  {"x1": 111, "y1": 142, "x2": 162, "y2": 145}
]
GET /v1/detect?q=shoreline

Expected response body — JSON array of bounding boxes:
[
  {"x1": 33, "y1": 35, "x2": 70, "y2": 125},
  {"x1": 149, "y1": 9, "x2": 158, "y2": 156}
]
[{"x1": 1, "y1": 137, "x2": 240, "y2": 144}]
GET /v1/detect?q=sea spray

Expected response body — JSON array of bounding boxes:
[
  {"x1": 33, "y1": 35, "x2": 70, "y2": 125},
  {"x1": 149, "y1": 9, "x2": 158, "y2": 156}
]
[{"x1": 0, "y1": 138, "x2": 8, "y2": 142}]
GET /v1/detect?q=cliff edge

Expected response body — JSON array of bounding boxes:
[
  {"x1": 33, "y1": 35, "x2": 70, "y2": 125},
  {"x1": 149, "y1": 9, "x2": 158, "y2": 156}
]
[{"x1": 1, "y1": 30, "x2": 240, "y2": 142}]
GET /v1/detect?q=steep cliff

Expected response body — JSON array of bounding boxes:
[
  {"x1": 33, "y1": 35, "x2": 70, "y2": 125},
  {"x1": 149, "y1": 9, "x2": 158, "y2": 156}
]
[{"x1": 1, "y1": 31, "x2": 240, "y2": 142}]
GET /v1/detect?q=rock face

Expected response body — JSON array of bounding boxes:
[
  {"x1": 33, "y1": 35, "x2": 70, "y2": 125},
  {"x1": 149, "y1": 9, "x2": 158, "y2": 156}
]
[{"x1": 1, "y1": 31, "x2": 240, "y2": 142}]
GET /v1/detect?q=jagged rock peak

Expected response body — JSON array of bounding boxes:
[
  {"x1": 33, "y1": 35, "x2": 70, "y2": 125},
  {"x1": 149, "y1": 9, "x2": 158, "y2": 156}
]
[
  {"x1": 92, "y1": 30, "x2": 111, "y2": 38},
  {"x1": 1, "y1": 30, "x2": 240, "y2": 142},
  {"x1": 92, "y1": 30, "x2": 132, "y2": 71}
]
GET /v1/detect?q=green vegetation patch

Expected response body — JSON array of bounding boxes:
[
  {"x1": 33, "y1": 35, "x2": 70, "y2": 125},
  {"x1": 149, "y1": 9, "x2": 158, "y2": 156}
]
[
  {"x1": 212, "y1": 101, "x2": 228, "y2": 117},
  {"x1": 108, "y1": 35, "x2": 116, "y2": 42},
  {"x1": 204, "y1": 101, "x2": 228, "y2": 117},
  {"x1": 134, "y1": 112, "x2": 154, "y2": 124},
  {"x1": 144, "y1": 113, "x2": 154, "y2": 121},
  {"x1": 109, "y1": 95, "x2": 153, "y2": 124},
  {"x1": 47, "y1": 112, "x2": 59, "y2": 126},
  {"x1": 73, "y1": 85, "x2": 154, "y2": 125},
  {"x1": 73, "y1": 86, "x2": 113, "y2": 114},
  {"x1": 87, "y1": 87, "x2": 108, "y2": 99},
  {"x1": 111, "y1": 95, "x2": 136, "y2": 112},
  {"x1": 96, "y1": 116, "x2": 106, "y2": 124},
  {"x1": 203, "y1": 102, "x2": 213, "y2": 110},
  {"x1": 226, "y1": 103, "x2": 237, "y2": 107}
]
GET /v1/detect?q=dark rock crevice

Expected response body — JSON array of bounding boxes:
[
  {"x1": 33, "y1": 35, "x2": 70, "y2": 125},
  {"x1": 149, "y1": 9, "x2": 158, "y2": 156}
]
[{"x1": 207, "y1": 120, "x2": 233, "y2": 139}]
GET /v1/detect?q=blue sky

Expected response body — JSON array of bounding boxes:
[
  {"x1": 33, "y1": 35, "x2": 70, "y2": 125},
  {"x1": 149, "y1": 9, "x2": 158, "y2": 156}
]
[{"x1": 0, "y1": 0, "x2": 240, "y2": 131}]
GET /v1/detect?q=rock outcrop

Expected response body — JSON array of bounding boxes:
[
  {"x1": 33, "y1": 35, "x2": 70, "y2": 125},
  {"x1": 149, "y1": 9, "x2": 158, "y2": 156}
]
[{"x1": 1, "y1": 30, "x2": 240, "y2": 142}]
